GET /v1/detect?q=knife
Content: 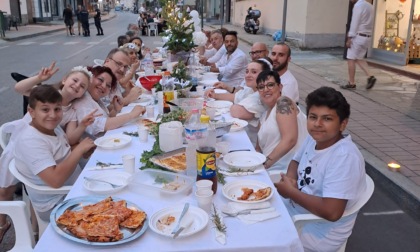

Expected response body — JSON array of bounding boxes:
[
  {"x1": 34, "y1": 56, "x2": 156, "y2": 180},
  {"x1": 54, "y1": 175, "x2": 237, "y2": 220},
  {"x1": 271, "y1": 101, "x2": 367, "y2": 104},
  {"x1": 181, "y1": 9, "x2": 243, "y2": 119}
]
[
  {"x1": 228, "y1": 149, "x2": 250, "y2": 153},
  {"x1": 172, "y1": 219, "x2": 194, "y2": 239},
  {"x1": 171, "y1": 203, "x2": 189, "y2": 234}
]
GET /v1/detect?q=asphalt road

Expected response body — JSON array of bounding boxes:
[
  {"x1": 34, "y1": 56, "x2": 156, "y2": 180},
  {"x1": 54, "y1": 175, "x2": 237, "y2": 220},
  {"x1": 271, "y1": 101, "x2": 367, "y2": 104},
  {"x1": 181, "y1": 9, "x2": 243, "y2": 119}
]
[{"x1": 0, "y1": 11, "x2": 419, "y2": 252}]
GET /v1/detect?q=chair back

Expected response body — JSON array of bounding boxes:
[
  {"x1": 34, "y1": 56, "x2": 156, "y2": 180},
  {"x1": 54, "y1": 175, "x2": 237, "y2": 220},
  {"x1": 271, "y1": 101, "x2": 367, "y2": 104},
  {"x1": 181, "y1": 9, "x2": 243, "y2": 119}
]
[
  {"x1": 0, "y1": 201, "x2": 35, "y2": 252},
  {"x1": 148, "y1": 22, "x2": 158, "y2": 36}
]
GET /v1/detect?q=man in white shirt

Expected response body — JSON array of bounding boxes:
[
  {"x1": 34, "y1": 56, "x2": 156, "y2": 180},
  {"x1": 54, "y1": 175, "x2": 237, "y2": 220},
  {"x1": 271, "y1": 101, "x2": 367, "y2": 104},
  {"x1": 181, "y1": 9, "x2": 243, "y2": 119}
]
[
  {"x1": 200, "y1": 29, "x2": 226, "y2": 65},
  {"x1": 209, "y1": 31, "x2": 248, "y2": 88},
  {"x1": 269, "y1": 43, "x2": 300, "y2": 104},
  {"x1": 342, "y1": 0, "x2": 376, "y2": 90}
]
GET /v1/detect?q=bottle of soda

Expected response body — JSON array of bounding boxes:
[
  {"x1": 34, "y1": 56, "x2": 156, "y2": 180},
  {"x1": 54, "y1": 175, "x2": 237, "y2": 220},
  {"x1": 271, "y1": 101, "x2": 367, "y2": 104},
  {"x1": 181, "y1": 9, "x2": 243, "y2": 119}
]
[{"x1": 197, "y1": 114, "x2": 217, "y2": 194}]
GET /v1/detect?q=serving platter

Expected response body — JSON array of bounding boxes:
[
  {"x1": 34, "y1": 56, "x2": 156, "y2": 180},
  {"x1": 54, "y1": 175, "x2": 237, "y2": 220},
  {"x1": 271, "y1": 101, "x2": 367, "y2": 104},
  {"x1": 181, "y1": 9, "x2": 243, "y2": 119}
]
[
  {"x1": 50, "y1": 196, "x2": 148, "y2": 246},
  {"x1": 149, "y1": 147, "x2": 186, "y2": 173}
]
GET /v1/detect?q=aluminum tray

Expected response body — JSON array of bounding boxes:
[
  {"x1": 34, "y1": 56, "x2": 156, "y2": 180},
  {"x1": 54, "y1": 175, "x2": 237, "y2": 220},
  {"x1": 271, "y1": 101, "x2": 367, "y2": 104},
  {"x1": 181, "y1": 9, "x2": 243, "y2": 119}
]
[{"x1": 149, "y1": 147, "x2": 186, "y2": 173}]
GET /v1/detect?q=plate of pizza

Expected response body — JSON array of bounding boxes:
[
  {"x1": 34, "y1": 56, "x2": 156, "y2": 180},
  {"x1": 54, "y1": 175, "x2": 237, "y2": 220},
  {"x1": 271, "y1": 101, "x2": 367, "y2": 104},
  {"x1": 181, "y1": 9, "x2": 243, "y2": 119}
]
[
  {"x1": 222, "y1": 180, "x2": 273, "y2": 204},
  {"x1": 50, "y1": 196, "x2": 148, "y2": 246}
]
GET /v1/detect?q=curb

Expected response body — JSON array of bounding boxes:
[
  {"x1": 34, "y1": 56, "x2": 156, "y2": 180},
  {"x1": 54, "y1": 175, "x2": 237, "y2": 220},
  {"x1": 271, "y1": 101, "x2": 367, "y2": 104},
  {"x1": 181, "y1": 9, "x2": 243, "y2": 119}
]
[{"x1": 1, "y1": 14, "x2": 117, "y2": 42}]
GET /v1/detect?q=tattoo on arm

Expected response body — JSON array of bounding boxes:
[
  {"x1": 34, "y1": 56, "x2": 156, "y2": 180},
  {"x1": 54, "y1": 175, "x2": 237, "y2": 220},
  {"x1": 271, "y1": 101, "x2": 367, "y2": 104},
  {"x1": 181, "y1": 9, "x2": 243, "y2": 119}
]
[{"x1": 276, "y1": 97, "x2": 294, "y2": 115}]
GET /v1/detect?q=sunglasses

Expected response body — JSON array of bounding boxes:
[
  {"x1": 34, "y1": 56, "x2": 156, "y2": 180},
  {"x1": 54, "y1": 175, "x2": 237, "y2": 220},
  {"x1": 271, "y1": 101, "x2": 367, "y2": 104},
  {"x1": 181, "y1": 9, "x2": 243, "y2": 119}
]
[{"x1": 257, "y1": 82, "x2": 276, "y2": 91}]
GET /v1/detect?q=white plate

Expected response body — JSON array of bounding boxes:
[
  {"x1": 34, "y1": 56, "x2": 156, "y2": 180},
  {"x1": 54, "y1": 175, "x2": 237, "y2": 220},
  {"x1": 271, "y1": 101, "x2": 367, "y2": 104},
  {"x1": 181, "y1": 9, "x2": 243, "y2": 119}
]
[
  {"x1": 222, "y1": 180, "x2": 274, "y2": 204},
  {"x1": 83, "y1": 171, "x2": 132, "y2": 194},
  {"x1": 228, "y1": 118, "x2": 248, "y2": 132},
  {"x1": 214, "y1": 88, "x2": 228, "y2": 94},
  {"x1": 199, "y1": 79, "x2": 218, "y2": 87},
  {"x1": 129, "y1": 95, "x2": 154, "y2": 106},
  {"x1": 94, "y1": 134, "x2": 132, "y2": 150},
  {"x1": 206, "y1": 100, "x2": 233, "y2": 109},
  {"x1": 223, "y1": 151, "x2": 266, "y2": 171},
  {"x1": 149, "y1": 205, "x2": 208, "y2": 238}
]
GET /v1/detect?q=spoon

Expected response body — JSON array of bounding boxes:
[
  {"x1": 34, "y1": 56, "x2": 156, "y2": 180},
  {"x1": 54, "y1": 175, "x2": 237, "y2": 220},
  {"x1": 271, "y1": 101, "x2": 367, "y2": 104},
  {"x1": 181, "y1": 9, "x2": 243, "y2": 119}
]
[{"x1": 83, "y1": 177, "x2": 123, "y2": 188}]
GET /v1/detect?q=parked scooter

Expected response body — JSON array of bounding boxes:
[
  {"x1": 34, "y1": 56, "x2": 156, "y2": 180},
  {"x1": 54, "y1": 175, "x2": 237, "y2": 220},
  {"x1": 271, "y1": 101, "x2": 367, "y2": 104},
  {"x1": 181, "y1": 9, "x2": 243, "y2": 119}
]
[{"x1": 244, "y1": 8, "x2": 261, "y2": 34}]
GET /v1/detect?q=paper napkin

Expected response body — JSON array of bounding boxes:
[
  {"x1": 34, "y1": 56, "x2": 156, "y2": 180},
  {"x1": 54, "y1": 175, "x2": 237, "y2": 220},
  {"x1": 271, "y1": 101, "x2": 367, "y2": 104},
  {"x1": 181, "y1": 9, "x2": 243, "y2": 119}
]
[
  {"x1": 86, "y1": 165, "x2": 123, "y2": 171},
  {"x1": 222, "y1": 202, "x2": 280, "y2": 224},
  {"x1": 211, "y1": 206, "x2": 226, "y2": 245}
]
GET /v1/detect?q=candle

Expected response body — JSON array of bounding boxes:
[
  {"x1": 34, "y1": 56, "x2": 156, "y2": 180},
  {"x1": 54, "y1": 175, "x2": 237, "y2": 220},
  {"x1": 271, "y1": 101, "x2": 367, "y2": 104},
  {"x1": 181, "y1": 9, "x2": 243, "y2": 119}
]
[{"x1": 388, "y1": 162, "x2": 401, "y2": 172}]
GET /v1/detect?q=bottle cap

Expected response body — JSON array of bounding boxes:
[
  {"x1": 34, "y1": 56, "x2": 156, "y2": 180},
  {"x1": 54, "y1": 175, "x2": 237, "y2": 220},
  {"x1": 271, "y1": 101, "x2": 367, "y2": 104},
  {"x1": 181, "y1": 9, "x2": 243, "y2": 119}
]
[{"x1": 200, "y1": 115, "x2": 210, "y2": 123}]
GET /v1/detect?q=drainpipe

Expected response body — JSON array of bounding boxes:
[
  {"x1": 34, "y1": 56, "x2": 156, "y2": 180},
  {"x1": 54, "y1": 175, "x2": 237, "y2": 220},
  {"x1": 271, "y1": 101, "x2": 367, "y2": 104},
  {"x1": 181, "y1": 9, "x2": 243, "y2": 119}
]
[
  {"x1": 281, "y1": 0, "x2": 287, "y2": 43},
  {"x1": 220, "y1": 0, "x2": 224, "y2": 29}
]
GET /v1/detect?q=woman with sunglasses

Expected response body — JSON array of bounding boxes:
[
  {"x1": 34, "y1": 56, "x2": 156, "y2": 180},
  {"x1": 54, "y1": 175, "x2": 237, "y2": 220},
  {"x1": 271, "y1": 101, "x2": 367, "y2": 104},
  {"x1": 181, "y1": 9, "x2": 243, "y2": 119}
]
[{"x1": 255, "y1": 70, "x2": 307, "y2": 171}]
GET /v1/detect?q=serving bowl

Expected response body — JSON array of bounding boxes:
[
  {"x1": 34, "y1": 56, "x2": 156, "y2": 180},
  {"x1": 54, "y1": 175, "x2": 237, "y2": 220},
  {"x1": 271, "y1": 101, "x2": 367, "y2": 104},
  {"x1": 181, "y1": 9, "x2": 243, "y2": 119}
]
[{"x1": 139, "y1": 75, "x2": 162, "y2": 91}]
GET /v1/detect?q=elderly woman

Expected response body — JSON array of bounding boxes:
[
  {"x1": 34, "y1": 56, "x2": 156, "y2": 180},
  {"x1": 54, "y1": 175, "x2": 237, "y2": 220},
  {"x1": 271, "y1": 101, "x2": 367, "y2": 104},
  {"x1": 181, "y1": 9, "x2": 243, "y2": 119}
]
[
  {"x1": 255, "y1": 70, "x2": 308, "y2": 171},
  {"x1": 205, "y1": 58, "x2": 272, "y2": 145},
  {"x1": 73, "y1": 66, "x2": 145, "y2": 138}
]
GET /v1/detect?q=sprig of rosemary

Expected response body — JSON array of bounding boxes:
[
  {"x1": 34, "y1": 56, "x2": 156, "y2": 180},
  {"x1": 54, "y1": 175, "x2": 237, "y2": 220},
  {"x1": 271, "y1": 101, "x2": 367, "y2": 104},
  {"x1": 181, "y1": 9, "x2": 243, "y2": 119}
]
[
  {"x1": 227, "y1": 167, "x2": 255, "y2": 173},
  {"x1": 123, "y1": 131, "x2": 139, "y2": 137},
  {"x1": 96, "y1": 161, "x2": 123, "y2": 168},
  {"x1": 217, "y1": 171, "x2": 226, "y2": 185},
  {"x1": 211, "y1": 204, "x2": 226, "y2": 234}
]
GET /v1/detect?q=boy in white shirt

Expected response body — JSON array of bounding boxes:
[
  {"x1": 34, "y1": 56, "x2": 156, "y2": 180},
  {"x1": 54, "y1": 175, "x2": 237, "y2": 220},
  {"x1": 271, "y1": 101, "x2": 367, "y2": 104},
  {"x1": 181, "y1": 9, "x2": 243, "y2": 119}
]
[
  {"x1": 13, "y1": 85, "x2": 95, "y2": 221},
  {"x1": 275, "y1": 86, "x2": 366, "y2": 251}
]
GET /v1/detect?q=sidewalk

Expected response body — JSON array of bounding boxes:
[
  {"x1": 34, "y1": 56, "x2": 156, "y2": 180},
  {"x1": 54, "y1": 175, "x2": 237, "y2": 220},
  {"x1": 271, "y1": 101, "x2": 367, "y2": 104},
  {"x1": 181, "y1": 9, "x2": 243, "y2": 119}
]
[{"x1": 0, "y1": 17, "x2": 418, "y2": 216}]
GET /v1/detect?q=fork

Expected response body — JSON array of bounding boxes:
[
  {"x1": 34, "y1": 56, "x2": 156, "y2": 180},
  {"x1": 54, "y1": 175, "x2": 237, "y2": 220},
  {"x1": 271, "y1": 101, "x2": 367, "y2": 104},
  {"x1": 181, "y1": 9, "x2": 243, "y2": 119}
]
[
  {"x1": 83, "y1": 177, "x2": 123, "y2": 188},
  {"x1": 222, "y1": 209, "x2": 253, "y2": 217}
]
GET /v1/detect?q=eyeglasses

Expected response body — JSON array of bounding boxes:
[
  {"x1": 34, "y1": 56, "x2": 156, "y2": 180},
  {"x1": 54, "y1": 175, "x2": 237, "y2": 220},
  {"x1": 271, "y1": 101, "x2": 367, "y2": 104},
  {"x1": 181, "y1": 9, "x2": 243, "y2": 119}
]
[
  {"x1": 257, "y1": 82, "x2": 276, "y2": 91},
  {"x1": 109, "y1": 58, "x2": 130, "y2": 72},
  {"x1": 249, "y1": 50, "x2": 266, "y2": 56}
]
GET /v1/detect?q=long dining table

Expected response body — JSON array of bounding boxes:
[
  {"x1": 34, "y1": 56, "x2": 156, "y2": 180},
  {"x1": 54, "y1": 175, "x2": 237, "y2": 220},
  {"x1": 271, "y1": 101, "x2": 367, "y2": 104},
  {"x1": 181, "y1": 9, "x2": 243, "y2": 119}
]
[{"x1": 33, "y1": 101, "x2": 304, "y2": 252}]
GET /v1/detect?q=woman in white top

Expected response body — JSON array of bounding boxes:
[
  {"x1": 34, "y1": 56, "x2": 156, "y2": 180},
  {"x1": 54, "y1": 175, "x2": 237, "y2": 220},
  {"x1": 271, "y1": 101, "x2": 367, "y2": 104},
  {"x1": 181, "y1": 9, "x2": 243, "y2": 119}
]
[
  {"x1": 205, "y1": 58, "x2": 272, "y2": 145},
  {"x1": 256, "y1": 70, "x2": 308, "y2": 171},
  {"x1": 73, "y1": 66, "x2": 146, "y2": 138}
]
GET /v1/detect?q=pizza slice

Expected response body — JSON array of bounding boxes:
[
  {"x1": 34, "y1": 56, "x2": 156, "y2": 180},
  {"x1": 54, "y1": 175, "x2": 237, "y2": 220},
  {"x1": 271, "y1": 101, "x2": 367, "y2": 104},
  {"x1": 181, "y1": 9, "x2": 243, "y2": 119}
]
[
  {"x1": 252, "y1": 187, "x2": 272, "y2": 201},
  {"x1": 237, "y1": 187, "x2": 254, "y2": 200},
  {"x1": 56, "y1": 209, "x2": 84, "y2": 227},
  {"x1": 101, "y1": 200, "x2": 133, "y2": 222},
  {"x1": 83, "y1": 214, "x2": 123, "y2": 242},
  {"x1": 120, "y1": 210, "x2": 147, "y2": 229}
]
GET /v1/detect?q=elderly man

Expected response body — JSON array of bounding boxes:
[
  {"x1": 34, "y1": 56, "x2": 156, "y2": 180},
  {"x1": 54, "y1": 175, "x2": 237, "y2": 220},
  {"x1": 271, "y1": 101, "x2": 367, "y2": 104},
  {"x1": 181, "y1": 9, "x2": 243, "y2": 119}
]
[
  {"x1": 200, "y1": 29, "x2": 226, "y2": 65},
  {"x1": 249, "y1": 42, "x2": 269, "y2": 61},
  {"x1": 103, "y1": 48, "x2": 143, "y2": 107},
  {"x1": 269, "y1": 43, "x2": 299, "y2": 103},
  {"x1": 209, "y1": 31, "x2": 248, "y2": 88}
]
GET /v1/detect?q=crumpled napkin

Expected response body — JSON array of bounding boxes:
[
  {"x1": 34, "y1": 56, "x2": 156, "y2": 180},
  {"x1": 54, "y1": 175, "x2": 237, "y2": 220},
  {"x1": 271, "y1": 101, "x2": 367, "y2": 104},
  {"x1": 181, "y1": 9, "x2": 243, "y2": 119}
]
[
  {"x1": 222, "y1": 202, "x2": 280, "y2": 224},
  {"x1": 211, "y1": 206, "x2": 226, "y2": 245}
]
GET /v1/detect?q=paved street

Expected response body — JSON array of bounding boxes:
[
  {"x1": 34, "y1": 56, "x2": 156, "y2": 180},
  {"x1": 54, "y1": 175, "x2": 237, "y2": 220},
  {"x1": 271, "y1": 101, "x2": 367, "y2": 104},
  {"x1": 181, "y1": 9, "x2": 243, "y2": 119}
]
[{"x1": 0, "y1": 11, "x2": 419, "y2": 252}]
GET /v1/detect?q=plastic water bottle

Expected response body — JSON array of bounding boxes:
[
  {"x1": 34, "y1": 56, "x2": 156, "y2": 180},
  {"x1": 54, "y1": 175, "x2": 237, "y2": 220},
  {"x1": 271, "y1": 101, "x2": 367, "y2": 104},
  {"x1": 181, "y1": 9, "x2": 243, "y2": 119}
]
[
  {"x1": 184, "y1": 109, "x2": 207, "y2": 177},
  {"x1": 143, "y1": 53, "x2": 154, "y2": 76}
]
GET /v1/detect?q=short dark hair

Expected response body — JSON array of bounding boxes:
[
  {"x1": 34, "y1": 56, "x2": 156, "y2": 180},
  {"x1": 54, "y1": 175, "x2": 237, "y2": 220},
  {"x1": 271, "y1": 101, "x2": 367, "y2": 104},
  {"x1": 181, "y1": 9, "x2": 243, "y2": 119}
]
[
  {"x1": 88, "y1": 66, "x2": 118, "y2": 92},
  {"x1": 256, "y1": 70, "x2": 281, "y2": 85},
  {"x1": 28, "y1": 85, "x2": 62, "y2": 109},
  {"x1": 275, "y1": 42, "x2": 291, "y2": 57},
  {"x1": 225, "y1": 30, "x2": 238, "y2": 39},
  {"x1": 117, "y1": 35, "x2": 129, "y2": 47},
  {"x1": 305, "y1": 86, "x2": 350, "y2": 122}
]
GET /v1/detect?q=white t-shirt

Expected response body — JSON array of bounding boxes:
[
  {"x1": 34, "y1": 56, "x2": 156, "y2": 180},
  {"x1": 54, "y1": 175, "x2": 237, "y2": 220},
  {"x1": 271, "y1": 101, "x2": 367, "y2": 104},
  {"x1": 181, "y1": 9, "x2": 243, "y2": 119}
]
[
  {"x1": 203, "y1": 47, "x2": 217, "y2": 59},
  {"x1": 258, "y1": 105, "x2": 307, "y2": 171},
  {"x1": 216, "y1": 48, "x2": 248, "y2": 88},
  {"x1": 73, "y1": 92, "x2": 109, "y2": 138},
  {"x1": 280, "y1": 70, "x2": 300, "y2": 104},
  {"x1": 13, "y1": 125, "x2": 81, "y2": 213},
  {"x1": 285, "y1": 134, "x2": 366, "y2": 251}
]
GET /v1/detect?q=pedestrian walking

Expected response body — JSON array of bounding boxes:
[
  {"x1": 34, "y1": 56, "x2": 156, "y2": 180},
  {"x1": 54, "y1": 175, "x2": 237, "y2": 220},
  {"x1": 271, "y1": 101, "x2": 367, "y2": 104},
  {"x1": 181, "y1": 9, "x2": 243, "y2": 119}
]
[
  {"x1": 63, "y1": 5, "x2": 75, "y2": 36},
  {"x1": 94, "y1": 5, "x2": 104, "y2": 36},
  {"x1": 342, "y1": 0, "x2": 376, "y2": 90},
  {"x1": 80, "y1": 6, "x2": 90, "y2": 37},
  {"x1": 76, "y1": 5, "x2": 82, "y2": 36}
]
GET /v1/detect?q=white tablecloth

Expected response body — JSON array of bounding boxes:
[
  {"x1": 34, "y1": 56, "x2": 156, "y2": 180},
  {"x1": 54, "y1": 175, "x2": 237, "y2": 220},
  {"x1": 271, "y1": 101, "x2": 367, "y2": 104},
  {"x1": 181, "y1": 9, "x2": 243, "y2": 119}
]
[{"x1": 34, "y1": 110, "x2": 303, "y2": 252}]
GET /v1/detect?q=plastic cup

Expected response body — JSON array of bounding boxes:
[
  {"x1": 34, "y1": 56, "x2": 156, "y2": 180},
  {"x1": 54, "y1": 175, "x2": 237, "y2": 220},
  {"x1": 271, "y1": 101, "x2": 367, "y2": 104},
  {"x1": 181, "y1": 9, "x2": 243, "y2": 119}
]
[
  {"x1": 196, "y1": 180, "x2": 213, "y2": 191},
  {"x1": 138, "y1": 126, "x2": 148, "y2": 142},
  {"x1": 206, "y1": 107, "x2": 216, "y2": 120},
  {"x1": 195, "y1": 189, "x2": 213, "y2": 212},
  {"x1": 216, "y1": 141, "x2": 230, "y2": 155},
  {"x1": 122, "y1": 154, "x2": 135, "y2": 174},
  {"x1": 146, "y1": 105, "x2": 155, "y2": 118}
]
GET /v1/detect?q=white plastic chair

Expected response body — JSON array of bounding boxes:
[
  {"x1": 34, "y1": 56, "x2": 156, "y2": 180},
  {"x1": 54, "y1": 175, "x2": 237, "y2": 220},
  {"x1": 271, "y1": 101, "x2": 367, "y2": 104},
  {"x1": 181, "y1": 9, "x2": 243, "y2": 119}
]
[
  {"x1": 8, "y1": 159, "x2": 71, "y2": 237},
  {"x1": 0, "y1": 201, "x2": 35, "y2": 252},
  {"x1": 291, "y1": 175, "x2": 375, "y2": 252},
  {"x1": 0, "y1": 123, "x2": 11, "y2": 150},
  {"x1": 147, "y1": 22, "x2": 158, "y2": 36}
]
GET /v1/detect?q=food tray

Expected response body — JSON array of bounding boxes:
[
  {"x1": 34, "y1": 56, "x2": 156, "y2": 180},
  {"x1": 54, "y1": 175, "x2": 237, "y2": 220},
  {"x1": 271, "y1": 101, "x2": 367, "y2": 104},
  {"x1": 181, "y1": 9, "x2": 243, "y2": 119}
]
[
  {"x1": 131, "y1": 169, "x2": 194, "y2": 195},
  {"x1": 149, "y1": 147, "x2": 186, "y2": 173}
]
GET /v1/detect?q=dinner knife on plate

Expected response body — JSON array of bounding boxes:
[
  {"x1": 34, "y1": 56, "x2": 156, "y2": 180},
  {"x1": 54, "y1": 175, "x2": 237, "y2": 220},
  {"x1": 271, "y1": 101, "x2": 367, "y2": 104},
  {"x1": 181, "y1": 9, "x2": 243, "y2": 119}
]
[
  {"x1": 172, "y1": 219, "x2": 194, "y2": 239},
  {"x1": 171, "y1": 203, "x2": 189, "y2": 234}
]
